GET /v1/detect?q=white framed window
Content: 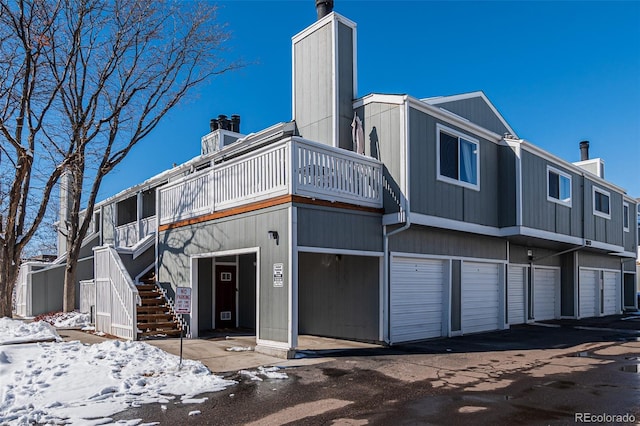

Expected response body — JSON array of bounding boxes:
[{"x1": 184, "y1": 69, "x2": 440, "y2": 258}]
[
  {"x1": 623, "y1": 202, "x2": 629, "y2": 232},
  {"x1": 436, "y1": 124, "x2": 480, "y2": 191},
  {"x1": 546, "y1": 166, "x2": 572, "y2": 207},
  {"x1": 592, "y1": 187, "x2": 611, "y2": 219}
]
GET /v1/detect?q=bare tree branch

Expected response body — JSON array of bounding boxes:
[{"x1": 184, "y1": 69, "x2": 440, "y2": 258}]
[{"x1": 0, "y1": 0, "x2": 239, "y2": 316}]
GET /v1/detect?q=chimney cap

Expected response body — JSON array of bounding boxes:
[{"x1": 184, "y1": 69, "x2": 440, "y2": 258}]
[
  {"x1": 579, "y1": 140, "x2": 590, "y2": 161},
  {"x1": 315, "y1": 0, "x2": 334, "y2": 20}
]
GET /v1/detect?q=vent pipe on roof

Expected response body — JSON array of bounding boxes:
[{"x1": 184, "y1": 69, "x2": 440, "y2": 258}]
[
  {"x1": 579, "y1": 140, "x2": 589, "y2": 161},
  {"x1": 210, "y1": 114, "x2": 241, "y2": 133},
  {"x1": 316, "y1": 0, "x2": 333, "y2": 19},
  {"x1": 231, "y1": 114, "x2": 241, "y2": 133}
]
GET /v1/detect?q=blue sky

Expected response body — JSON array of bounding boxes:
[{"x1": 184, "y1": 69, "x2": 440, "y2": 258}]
[{"x1": 100, "y1": 0, "x2": 640, "y2": 200}]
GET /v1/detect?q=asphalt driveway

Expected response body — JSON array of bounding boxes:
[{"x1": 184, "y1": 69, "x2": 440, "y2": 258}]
[{"x1": 111, "y1": 314, "x2": 640, "y2": 425}]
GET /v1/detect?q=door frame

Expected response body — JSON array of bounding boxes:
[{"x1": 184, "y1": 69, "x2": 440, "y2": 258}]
[{"x1": 190, "y1": 247, "x2": 260, "y2": 339}]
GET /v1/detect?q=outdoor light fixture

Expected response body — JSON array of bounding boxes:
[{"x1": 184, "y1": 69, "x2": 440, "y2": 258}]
[
  {"x1": 268, "y1": 230, "x2": 279, "y2": 245},
  {"x1": 527, "y1": 249, "x2": 533, "y2": 261}
]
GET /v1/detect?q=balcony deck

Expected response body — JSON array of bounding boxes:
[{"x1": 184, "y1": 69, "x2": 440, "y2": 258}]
[{"x1": 158, "y1": 137, "x2": 383, "y2": 227}]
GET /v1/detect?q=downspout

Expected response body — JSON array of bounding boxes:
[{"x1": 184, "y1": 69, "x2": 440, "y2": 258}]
[{"x1": 382, "y1": 96, "x2": 410, "y2": 345}]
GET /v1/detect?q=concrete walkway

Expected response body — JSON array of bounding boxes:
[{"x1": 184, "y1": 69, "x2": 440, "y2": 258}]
[{"x1": 58, "y1": 329, "x2": 379, "y2": 373}]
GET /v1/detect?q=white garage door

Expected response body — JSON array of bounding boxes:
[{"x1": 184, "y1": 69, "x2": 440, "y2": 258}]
[
  {"x1": 603, "y1": 271, "x2": 620, "y2": 316},
  {"x1": 533, "y1": 267, "x2": 559, "y2": 321},
  {"x1": 508, "y1": 265, "x2": 526, "y2": 325},
  {"x1": 462, "y1": 262, "x2": 501, "y2": 334},
  {"x1": 390, "y1": 257, "x2": 445, "y2": 343},
  {"x1": 579, "y1": 269, "x2": 598, "y2": 318}
]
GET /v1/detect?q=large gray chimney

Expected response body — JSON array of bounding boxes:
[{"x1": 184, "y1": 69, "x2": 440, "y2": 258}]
[
  {"x1": 579, "y1": 140, "x2": 589, "y2": 161},
  {"x1": 316, "y1": 0, "x2": 334, "y2": 19}
]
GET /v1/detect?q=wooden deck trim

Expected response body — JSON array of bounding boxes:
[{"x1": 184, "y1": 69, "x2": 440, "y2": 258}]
[{"x1": 158, "y1": 195, "x2": 383, "y2": 231}]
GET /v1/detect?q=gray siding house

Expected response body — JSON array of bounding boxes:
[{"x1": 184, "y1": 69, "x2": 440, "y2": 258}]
[{"x1": 17, "y1": 4, "x2": 637, "y2": 357}]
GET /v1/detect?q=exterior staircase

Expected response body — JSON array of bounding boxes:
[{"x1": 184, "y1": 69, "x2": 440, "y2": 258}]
[{"x1": 136, "y1": 273, "x2": 182, "y2": 339}]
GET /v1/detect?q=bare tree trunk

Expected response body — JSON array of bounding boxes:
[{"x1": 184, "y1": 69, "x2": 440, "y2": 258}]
[
  {"x1": 0, "y1": 247, "x2": 19, "y2": 317},
  {"x1": 63, "y1": 253, "x2": 77, "y2": 312}
]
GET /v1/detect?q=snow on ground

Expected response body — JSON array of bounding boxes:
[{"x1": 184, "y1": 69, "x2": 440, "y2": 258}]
[
  {"x1": 239, "y1": 366, "x2": 288, "y2": 381},
  {"x1": 0, "y1": 317, "x2": 61, "y2": 345},
  {"x1": 225, "y1": 346, "x2": 253, "y2": 352},
  {"x1": 35, "y1": 310, "x2": 91, "y2": 329},
  {"x1": 0, "y1": 318, "x2": 236, "y2": 425}
]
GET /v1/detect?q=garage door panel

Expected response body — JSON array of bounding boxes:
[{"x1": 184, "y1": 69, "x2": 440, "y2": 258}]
[
  {"x1": 533, "y1": 268, "x2": 558, "y2": 321},
  {"x1": 390, "y1": 257, "x2": 445, "y2": 343},
  {"x1": 508, "y1": 266, "x2": 526, "y2": 325},
  {"x1": 603, "y1": 272, "x2": 620, "y2": 316},
  {"x1": 579, "y1": 269, "x2": 598, "y2": 318},
  {"x1": 462, "y1": 262, "x2": 500, "y2": 334}
]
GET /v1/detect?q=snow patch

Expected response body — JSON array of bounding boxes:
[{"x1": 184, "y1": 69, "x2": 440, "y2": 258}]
[
  {"x1": 239, "y1": 366, "x2": 288, "y2": 382},
  {"x1": 225, "y1": 346, "x2": 253, "y2": 352},
  {"x1": 0, "y1": 318, "x2": 235, "y2": 425},
  {"x1": 0, "y1": 317, "x2": 61, "y2": 345}
]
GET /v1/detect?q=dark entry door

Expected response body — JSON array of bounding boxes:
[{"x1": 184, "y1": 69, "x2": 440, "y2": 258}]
[{"x1": 215, "y1": 265, "x2": 236, "y2": 328}]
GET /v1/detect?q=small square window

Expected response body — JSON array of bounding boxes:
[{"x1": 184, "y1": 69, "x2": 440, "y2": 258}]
[
  {"x1": 437, "y1": 125, "x2": 479, "y2": 191},
  {"x1": 593, "y1": 187, "x2": 610, "y2": 219},
  {"x1": 547, "y1": 166, "x2": 572, "y2": 207}
]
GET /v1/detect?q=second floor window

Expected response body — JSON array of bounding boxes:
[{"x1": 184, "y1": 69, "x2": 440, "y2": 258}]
[
  {"x1": 547, "y1": 166, "x2": 572, "y2": 207},
  {"x1": 623, "y1": 202, "x2": 629, "y2": 231},
  {"x1": 437, "y1": 125, "x2": 479, "y2": 190},
  {"x1": 593, "y1": 187, "x2": 611, "y2": 219}
]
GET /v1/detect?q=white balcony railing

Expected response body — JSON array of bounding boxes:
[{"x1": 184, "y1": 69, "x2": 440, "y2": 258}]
[
  {"x1": 158, "y1": 138, "x2": 383, "y2": 226},
  {"x1": 115, "y1": 215, "x2": 158, "y2": 247}
]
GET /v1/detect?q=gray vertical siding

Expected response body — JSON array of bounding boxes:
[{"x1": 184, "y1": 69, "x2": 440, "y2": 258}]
[
  {"x1": 578, "y1": 251, "x2": 622, "y2": 269},
  {"x1": 521, "y1": 151, "x2": 583, "y2": 237},
  {"x1": 409, "y1": 107, "x2": 501, "y2": 227},
  {"x1": 158, "y1": 205, "x2": 290, "y2": 343},
  {"x1": 296, "y1": 205, "x2": 382, "y2": 252},
  {"x1": 29, "y1": 257, "x2": 93, "y2": 315},
  {"x1": 358, "y1": 102, "x2": 403, "y2": 214},
  {"x1": 294, "y1": 21, "x2": 333, "y2": 145},
  {"x1": 509, "y1": 244, "x2": 562, "y2": 267},
  {"x1": 521, "y1": 150, "x2": 628, "y2": 249},
  {"x1": 583, "y1": 179, "x2": 624, "y2": 247},
  {"x1": 294, "y1": 19, "x2": 354, "y2": 149},
  {"x1": 119, "y1": 245, "x2": 155, "y2": 279},
  {"x1": 389, "y1": 226, "x2": 507, "y2": 261},
  {"x1": 431, "y1": 97, "x2": 510, "y2": 137},
  {"x1": 298, "y1": 253, "x2": 379, "y2": 341}
]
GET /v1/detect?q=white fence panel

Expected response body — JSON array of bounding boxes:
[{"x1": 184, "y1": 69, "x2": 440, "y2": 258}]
[
  {"x1": 79, "y1": 279, "x2": 95, "y2": 317},
  {"x1": 94, "y1": 246, "x2": 140, "y2": 340},
  {"x1": 14, "y1": 263, "x2": 31, "y2": 317}
]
